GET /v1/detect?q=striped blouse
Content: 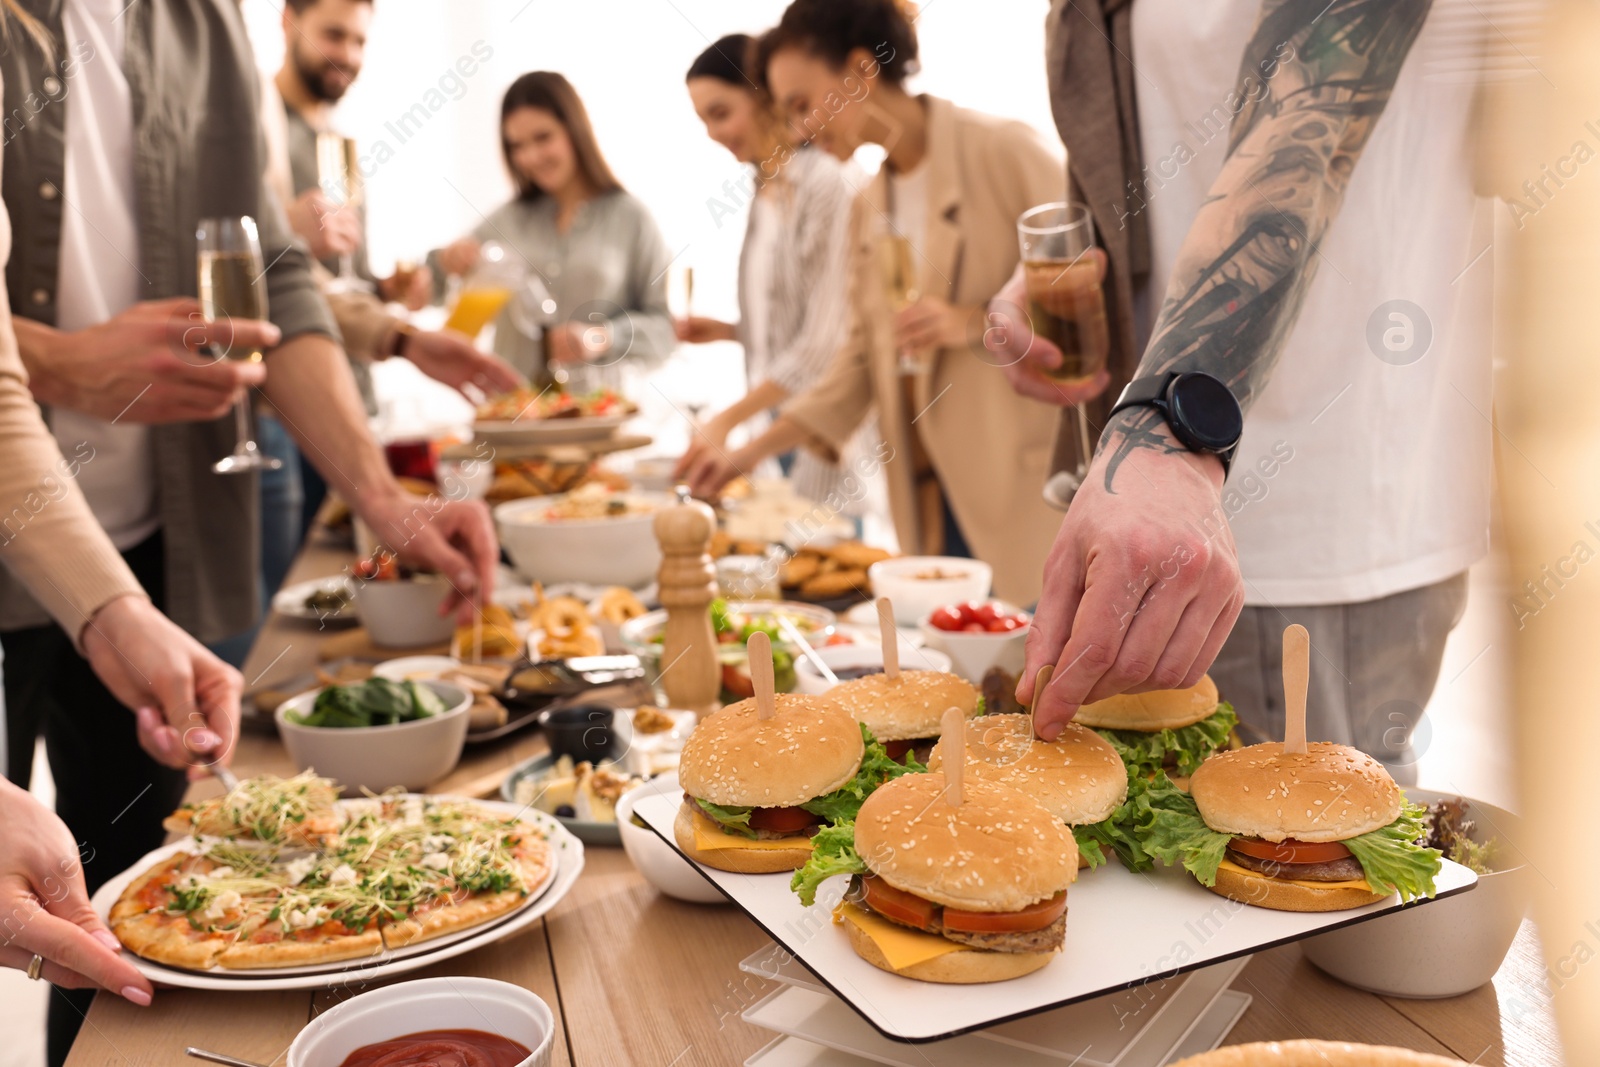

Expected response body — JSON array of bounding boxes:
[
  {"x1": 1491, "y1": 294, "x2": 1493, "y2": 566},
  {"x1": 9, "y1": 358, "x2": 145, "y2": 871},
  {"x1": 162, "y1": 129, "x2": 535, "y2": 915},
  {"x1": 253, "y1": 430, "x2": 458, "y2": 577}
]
[{"x1": 735, "y1": 146, "x2": 864, "y2": 509}]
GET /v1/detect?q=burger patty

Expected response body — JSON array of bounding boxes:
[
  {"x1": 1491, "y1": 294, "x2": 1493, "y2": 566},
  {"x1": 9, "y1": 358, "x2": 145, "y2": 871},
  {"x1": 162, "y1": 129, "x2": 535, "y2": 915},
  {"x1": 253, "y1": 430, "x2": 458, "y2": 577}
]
[
  {"x1": 1225, "y1": 848, "x2": 1366, "y2": 883},
  {"x1": 932, "y1": 912, "x2": 1068, "y2": 953}
]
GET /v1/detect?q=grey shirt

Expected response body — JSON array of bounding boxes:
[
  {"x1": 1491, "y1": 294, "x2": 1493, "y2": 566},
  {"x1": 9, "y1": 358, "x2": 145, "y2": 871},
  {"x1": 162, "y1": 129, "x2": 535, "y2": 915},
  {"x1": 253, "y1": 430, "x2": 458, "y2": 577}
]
[
  {"x1": 0, "y1": 0, "x2": 337, "y2": 640},
  {"x1": 430, "y1": 190, "x2": 673, "y2": 381}
]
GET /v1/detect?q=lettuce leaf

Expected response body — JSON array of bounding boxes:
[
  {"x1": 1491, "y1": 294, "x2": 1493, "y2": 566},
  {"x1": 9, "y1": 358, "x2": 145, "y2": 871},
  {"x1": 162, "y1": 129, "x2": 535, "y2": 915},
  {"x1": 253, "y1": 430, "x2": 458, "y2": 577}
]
[
  {"x1": 799, "y1": 724, "x2": 925, "y2": 824},
  {"x1": 1070, "y1": 824, "x2": 1108, "y2": 869},
  {"x1": 791, "y1": 822, "x2": 866, "y2": 906},
  {"x1": 693, "y1": 798, "x2": 756, "y2": 839},
  {"x1": 974, "y1": 696, "x2": 986, "y2": 716},
  {"x1": 1111, "y1": 772, "x2": 1233, "y2": 884},
  {"x1": 1342, "y1": 800, "x2": 1442, "y2": 902},
  {"x1": 1094, "y1": 703, "x2": 1239, "y2": 778}
]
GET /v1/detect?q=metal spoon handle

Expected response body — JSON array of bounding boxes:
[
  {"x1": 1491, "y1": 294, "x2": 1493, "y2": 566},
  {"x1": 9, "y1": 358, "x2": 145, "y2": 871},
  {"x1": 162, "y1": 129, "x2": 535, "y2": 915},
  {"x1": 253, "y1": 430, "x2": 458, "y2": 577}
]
[
  {"x1": 211, "y1": 764, "x2": 240, "y2": 793},
  {"x1": 187, "y1": 1047, "x2": 268, "y2": 1067},
  {"x1": 777, "y1": 614, "x2": 837, "y2": 685}
]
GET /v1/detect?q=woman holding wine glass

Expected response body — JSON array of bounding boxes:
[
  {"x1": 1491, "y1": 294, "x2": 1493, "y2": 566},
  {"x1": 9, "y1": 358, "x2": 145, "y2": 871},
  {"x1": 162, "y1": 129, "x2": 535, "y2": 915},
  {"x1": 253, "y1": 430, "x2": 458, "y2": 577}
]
[
  {"x1": 429, "y1": 72, "x2": 673, "y2": 383},
  {"x1": 672, "y1": 35, "x2": 872, "y2": 513},
  {"x1": 682, "y1": 0, "x2": 1080, "y2": 604}
]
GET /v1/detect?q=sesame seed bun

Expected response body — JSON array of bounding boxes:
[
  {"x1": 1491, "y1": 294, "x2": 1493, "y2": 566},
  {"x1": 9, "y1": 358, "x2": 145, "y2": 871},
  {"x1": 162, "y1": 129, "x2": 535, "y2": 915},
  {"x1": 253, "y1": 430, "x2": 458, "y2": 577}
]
[
  {"x1": 678, "y1": 694, "x2": 865, "y2": 807},
  {"x1": 824, "y1": 670, "x2": 980, "y2": 742},
  {"x1": 842, "y1": 917, "x2": 1055, "y2": 984},
  {"x1": 672, "y1": 801, "x2": 813, "y2": 873},
  {"x1": 1204, "y1": 861, "x2": 1388, "y2": 912},
  {"x1": 854, "y1": 773, "x2": 1077, "y2": 913},
  {"x1": 1188, "y1": 742, "x2": 1403, "y2": 843},
  {"x1": 1172, "y1": 1040, "x2": 1471, "y2": 1067},
  {"x1": 926, "y1": 715, "x2": 1127, "y2": 826},
  {"x1": 1073, "y1": 675, "x2": 1220, "y2": 732}
]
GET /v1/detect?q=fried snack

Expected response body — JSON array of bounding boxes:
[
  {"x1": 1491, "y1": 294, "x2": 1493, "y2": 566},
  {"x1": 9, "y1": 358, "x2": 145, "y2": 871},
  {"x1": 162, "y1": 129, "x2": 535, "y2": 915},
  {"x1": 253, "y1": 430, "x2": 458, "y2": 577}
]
[
  {"x1": 538, "y1": 627, "x2": 603, "y2": 659},
  {"x1": 780, "y1": 553, "x2": 822, "y2": 588},
  {"x1": 633, "y1": 706, "x2": 676, "y2": 735},
  {"x1": 820, "y1": 542, "x2": 893, "y2": 569},
  {"x1": 534, "y1": 595, "x2": 591, "y2": 636},
  {"x1": 596, "y1": 586, "x2": 647, "y2": 625},
  {"x1": 453, "y1": 603, "x2": 521, "y2": 662},
  {"x1": 799, "y1": 568, "x2": 870, "y2": 600}
]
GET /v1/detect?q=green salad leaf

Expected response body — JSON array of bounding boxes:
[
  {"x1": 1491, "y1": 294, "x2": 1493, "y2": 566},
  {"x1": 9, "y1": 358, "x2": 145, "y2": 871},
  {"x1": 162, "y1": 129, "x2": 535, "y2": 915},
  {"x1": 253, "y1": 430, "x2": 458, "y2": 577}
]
[
  {"x1": 974, "y1": 695, "x2": 987, "y2": 716},
  {"x1": 1070, "y1": 825, "x2": 1108, "y2": 869},
  {"x1": 1342, "y1": 800, "x2": 1442, "y2": 901},
  {"x1": 800, "y1": 724, "x2": 925, "y2": 824},
  {"x1": 1094, "y1": 702, "x2": 1239, "y2": 778},
  {"x1": 1113, "y1": 771, "x2": 1233, "y2": 885},
  {"x1": 288, "y1": 678, "x2": 447, "y2": 729},
  {"x1": 790, "y1": 822, "x2": 867, "y2": 906},
  {"x1": 693, "y1": 798, "x2": 757, "y2": 838}
]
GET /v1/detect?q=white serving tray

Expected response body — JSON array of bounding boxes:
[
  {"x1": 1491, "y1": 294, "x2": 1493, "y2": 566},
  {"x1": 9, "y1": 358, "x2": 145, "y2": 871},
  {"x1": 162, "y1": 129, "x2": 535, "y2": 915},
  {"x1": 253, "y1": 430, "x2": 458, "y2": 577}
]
[{"x1": 633, "y1": 791, "x2": 1476, "y2": 1043}]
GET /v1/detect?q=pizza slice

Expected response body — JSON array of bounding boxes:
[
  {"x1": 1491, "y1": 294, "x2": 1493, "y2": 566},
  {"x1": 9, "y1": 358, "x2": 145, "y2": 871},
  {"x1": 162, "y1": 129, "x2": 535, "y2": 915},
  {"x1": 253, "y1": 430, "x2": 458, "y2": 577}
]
[
  {"x1": 163, "y1": 770, "x2": 341, "y2": 846},
  {"x1": 217, "y1": 900, "x2": 383, "y2": 969},
  {"x1": 111, "y1": 872, "x2": 265, "y2": 970},
  {"x1": 109, "y1": 852, "x2": 222, "y2": 923}
]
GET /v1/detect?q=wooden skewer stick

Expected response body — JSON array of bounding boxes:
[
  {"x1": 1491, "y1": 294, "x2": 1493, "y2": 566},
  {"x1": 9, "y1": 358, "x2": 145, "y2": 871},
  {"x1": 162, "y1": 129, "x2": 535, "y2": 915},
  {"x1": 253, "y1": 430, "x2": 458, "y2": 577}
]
[
  {"x1": 749, "y1": 630, "x2": 777, "y2": 721},
  {"x1": 1028, "y1": 663, "x2": 1054, "y2": 740},
  {"x1": 1282, "y1": 624, "x2": 1310, "y2": 754},
  {"x1": 940, "y1": 706, "x2": 965, "y2": 807},
  {"x1": 877, "y1": 597, "x2": 900, "y2": 681}
]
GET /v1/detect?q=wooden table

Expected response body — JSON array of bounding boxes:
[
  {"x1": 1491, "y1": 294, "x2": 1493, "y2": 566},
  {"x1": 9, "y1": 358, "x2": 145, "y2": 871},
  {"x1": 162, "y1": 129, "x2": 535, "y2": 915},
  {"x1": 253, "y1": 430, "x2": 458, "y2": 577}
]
[{"x1": 66, "y1": 537, "x2": 1566, "y2": 1067}]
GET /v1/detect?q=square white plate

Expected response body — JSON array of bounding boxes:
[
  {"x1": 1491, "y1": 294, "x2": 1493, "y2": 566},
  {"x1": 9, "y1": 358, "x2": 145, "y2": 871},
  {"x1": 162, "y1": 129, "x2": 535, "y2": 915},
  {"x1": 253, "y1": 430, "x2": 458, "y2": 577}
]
[{"x1": 634, "y1": 790, "x2": 1475, "y2": 1042}]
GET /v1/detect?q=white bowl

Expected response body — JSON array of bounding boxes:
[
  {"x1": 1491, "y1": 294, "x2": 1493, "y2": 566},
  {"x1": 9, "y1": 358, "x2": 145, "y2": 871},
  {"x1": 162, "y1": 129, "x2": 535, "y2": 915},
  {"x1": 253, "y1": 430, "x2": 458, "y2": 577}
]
[
  {"x1": 371, "y1": 655, "x2": 461, "y2": 682},
  {"x1": 494, "y1": 492, "x2": 672, "y2": 589},
  {"x1": 351, "y1": 575, "x2": 456, "y2": 649},
  {"x1": 867, "y1": 556, "x2": 992, "y2": 626},
  {"x1": 615, "y1": 772, "x2": 727, "y2": 905},
  {"x1": 917, "y1": 602, "x2": 1030, "y2": 684},
  {"x1": 274, "y1": 680, "x2": 471, "y2": 795},
  {"x1": 793, "y1": 643, "x2": 954, "y2": 695},
  {"x1": 1300, "y1": 788, "x2": 1532, "y2": 998},
  {"x1": 288, "y1": 976, "x2": 555, "y2": 1067}
]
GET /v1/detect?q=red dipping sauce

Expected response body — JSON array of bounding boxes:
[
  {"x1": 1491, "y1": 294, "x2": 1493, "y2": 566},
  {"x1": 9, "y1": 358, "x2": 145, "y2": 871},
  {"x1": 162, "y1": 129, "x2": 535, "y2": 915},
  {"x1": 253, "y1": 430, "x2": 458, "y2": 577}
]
[{"x1": 336, "y1": 1029, "x2": 530, "y2": 1067}]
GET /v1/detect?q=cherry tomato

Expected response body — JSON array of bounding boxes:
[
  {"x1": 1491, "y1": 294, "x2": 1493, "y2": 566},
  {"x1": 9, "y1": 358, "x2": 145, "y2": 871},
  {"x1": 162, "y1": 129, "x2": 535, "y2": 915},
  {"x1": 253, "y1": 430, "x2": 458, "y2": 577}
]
[
  {"x1": 928, "y1": 606, "x2": 965, "y2": 632},
  {"x1": 962, "y1": 623, "x2": 987, "y2": 633},
  {"x1": 962, "y1": 601, "x2": 1000, "y2": 626},
  {"x1": 985, "y1": 615, "x2": 1027, "y2": 633}
]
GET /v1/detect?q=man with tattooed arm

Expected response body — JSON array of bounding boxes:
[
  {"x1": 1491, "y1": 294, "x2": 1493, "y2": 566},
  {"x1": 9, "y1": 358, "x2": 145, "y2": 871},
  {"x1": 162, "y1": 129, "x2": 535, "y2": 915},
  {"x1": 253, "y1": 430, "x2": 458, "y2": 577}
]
[{"x1": 996, "y1": 0, "x2": 1492, "y2": 779}]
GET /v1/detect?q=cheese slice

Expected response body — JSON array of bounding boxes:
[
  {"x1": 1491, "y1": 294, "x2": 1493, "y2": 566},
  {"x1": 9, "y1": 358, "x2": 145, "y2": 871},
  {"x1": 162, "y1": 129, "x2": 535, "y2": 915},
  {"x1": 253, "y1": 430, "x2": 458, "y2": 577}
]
[
  {"x1": 834, "y1": 902, "x2": 970, "y2": 972},
  {"x1": 1216, "y1": 857, "x2": 1375, "y2": 893},
  {"x1": 691, "y1": 810, "x2": 814, "y2": 852}
]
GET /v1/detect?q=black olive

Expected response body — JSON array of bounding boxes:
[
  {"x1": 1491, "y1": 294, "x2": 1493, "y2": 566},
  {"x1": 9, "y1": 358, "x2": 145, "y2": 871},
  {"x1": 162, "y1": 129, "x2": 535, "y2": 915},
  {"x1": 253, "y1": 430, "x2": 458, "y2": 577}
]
[{"x1": 555, "y1": 804, "x2": 576, "y2": 818}]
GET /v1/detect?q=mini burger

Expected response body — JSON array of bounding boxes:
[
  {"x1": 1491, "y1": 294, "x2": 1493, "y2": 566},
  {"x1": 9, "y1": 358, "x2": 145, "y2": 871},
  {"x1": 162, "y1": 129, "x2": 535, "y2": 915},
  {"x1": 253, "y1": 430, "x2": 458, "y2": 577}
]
[
  {"x1": 824, "y1": 668, "x2": 981, "y2": 762},
  {"x1": 1142, "y1": 742, "x2": 1441, "y2": 911},
  {"x1": 791, "y1": 772, "x2": 1078, "y2": 983},
  {"x1": 1073, "y1": 675, "x2": 1238, "y2": 785},
  {"x1": 675, "y1": 694, "x2": 918, "y2": 873},
  {"x1": 927, "y1": 714, "x2": 1128, "y2": 869}
]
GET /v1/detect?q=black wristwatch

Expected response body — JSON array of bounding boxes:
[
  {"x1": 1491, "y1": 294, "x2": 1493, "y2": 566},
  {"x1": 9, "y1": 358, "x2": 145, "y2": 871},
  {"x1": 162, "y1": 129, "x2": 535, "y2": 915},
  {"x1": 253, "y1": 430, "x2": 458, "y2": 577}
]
[{"x1": 1106, "y1": 371, "x2": 1243, "y2": 476}]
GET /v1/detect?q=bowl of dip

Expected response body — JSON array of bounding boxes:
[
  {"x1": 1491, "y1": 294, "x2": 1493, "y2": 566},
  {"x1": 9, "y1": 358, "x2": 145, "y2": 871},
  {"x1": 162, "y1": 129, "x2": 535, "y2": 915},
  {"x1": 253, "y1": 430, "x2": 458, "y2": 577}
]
[
  {"x1": 793, "y1": 643, "x2": 954, "y2": 695},
  {"x1": 287, "y1": 976, "x2": 555, "y2": 1067}
]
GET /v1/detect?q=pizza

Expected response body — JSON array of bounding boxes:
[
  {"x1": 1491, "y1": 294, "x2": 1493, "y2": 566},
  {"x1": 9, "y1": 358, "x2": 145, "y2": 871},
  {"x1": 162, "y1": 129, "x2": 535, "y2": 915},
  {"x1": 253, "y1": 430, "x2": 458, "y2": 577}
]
[{"x1": 115, "y1": 777, "x2": 553, "y2": 972}]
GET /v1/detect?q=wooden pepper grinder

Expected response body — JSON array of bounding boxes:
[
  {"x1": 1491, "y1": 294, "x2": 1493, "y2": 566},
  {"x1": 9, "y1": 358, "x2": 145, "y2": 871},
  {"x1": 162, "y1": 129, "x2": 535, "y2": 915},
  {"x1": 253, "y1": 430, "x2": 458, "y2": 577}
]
[{"x1": 653, "y1": 489, "x2": 721, "y2": 718}]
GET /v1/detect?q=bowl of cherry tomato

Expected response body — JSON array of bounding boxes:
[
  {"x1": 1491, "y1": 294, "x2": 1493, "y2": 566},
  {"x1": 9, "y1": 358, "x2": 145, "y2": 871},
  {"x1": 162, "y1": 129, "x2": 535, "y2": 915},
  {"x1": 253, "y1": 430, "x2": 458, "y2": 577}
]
[
  {"x1": 349, "y1": 553, "x2": 456, "y2": 649},
  {"x1": 918, "y1": 600, "x2": 1031, "y2": 684}
]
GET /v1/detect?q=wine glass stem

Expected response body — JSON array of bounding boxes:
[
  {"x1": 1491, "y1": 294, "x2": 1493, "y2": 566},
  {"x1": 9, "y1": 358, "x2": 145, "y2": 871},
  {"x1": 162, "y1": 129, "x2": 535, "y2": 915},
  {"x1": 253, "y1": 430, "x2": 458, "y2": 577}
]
[
  {"x1": 234, "y1": 396, "x2": 255, "y2": 455},
  {"x1": 1075, "y1": 401, "x2": 1092, "y2": 476}
]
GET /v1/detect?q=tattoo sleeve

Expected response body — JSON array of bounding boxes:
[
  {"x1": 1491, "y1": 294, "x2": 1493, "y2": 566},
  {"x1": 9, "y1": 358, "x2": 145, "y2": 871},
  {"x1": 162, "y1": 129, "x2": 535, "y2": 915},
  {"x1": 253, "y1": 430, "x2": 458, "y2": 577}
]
[{"x1": 1099, "y1": 0, "x2": 1433, "y2": 490}]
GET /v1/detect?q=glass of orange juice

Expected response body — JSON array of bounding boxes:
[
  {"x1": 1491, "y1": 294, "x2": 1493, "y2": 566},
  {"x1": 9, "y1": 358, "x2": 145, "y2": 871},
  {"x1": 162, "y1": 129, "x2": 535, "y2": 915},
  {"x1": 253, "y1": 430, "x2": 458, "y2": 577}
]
[{"x1": 445, "y1": 241, "x2": 520, "y2": 339}]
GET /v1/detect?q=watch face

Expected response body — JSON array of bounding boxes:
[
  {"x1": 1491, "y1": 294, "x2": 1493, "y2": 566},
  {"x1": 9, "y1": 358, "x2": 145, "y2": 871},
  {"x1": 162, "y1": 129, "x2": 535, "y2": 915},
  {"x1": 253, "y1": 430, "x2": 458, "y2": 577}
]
[{"x1": 1169, "y1": 373, "x2": 1243, "y2": 450}]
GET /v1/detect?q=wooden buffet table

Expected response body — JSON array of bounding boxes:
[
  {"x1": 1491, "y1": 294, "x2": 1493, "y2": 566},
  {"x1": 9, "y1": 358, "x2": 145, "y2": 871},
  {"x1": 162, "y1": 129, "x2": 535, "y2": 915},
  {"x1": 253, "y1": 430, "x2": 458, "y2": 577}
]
[{"x1": 65, "y1": 534, "x2": 1565, "y2": 1067}]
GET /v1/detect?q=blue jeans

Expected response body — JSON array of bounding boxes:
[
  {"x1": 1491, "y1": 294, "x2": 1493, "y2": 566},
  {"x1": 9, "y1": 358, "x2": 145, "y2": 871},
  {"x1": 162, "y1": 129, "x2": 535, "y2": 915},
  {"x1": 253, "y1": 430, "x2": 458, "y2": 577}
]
[{"x1": 208, "y1": 412, "x2": 303, "y2": 667}]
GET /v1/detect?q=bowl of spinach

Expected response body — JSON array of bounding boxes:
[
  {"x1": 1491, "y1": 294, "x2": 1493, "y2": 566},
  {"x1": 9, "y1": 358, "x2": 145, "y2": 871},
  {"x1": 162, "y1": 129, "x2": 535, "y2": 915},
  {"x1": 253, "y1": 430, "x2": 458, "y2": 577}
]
[{"x1": 274, "y1": 677, "x2": 471, "y2": 794}]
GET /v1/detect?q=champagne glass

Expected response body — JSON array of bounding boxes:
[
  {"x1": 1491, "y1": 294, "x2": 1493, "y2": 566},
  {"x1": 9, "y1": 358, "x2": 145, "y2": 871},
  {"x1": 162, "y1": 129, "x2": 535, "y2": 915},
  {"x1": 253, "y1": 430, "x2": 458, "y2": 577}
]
[
  {"x1": 316, "y1": 132, "x2": 372, "y2": 295},
  {"x1": 879, "y1": 233, "x2": 922, "y2": 376},
  {"x1": 667, "y1": 264, "x2": 694, "y2": 323},
  {"x1": 1016, "y1": 202, "x2": 1110, "y2": 508},
  {"x1": 197, "y1": 216, "x2": 282, "y2": 475}
]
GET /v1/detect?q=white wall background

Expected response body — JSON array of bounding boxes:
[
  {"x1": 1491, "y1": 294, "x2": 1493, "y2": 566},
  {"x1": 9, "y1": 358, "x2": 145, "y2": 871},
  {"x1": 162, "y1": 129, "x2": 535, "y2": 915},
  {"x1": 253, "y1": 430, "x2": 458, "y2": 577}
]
[{"x1": 238, "y1": 0, "x2": 1059, "y2": 328}]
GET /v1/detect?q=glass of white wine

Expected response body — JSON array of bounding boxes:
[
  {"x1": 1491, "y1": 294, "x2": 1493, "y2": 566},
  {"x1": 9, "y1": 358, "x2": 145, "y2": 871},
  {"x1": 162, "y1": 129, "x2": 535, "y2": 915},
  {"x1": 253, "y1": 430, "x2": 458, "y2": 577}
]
[
  {"x1": 197, "y1": 216, "x2": 281, "y2": 475},
  {"x1": 879, "y1": 233, "x2": 921, "y2": 376},
  {"x1": 316, "y1": 132, "x2": 372, "y2": 295}
]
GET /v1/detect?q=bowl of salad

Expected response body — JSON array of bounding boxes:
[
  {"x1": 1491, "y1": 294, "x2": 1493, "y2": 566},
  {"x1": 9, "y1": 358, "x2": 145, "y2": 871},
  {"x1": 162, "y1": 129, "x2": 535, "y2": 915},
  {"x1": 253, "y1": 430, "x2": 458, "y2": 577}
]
[
  {"x1": 494, "y1": 487, "x2": 674, "y2": 589},
  {"x1": 619, "y1": 599, "x2": 838, "y2": 704},
  {"x1": 275, "y1": 677, "x2": 471, "y2": 795}
]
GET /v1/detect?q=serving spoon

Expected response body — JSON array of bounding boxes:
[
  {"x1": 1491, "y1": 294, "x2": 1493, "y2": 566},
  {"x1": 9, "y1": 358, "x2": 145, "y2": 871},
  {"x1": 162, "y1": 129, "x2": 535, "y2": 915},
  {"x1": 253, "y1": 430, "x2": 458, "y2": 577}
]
[{"x1": 186, "y1": 1048, "x2": 266, "y2": 1067}]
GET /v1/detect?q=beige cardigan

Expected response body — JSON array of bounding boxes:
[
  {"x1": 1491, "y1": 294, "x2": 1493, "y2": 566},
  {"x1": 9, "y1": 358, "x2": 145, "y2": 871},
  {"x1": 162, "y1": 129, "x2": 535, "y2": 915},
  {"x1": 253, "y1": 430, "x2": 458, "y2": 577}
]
[
  {"x1": 783, "y1": 96, "x2": 1066, "y2": 604},
  {"x1": 0, "y1": 101, "x2": 147, "y2": 643}
]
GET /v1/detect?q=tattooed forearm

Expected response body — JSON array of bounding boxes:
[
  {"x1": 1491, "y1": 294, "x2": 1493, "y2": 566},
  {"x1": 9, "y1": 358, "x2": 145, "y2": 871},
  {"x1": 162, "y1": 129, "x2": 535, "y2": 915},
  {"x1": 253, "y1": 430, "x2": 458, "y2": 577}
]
[{"x1": 1099, "y1": 0, "x2": 1432, "y2": 492}]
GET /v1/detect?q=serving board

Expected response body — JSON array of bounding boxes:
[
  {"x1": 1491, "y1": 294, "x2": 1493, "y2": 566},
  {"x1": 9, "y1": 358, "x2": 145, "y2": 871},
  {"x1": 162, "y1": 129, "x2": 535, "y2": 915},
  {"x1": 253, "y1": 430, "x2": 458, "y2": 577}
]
[
  {"x1": 632, "y1": 789, "x2": 1477, "y2": 1043},
  {"x1": 90, "y1": 799, "x2": 584, "y2": 992}
]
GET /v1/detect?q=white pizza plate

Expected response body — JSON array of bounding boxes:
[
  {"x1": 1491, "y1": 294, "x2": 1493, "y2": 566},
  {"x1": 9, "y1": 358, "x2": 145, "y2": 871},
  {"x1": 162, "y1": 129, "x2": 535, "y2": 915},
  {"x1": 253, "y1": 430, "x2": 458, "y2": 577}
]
[
  {"x1": 473, "y1": 414, "x2": 630, "y2": 445},
  {"x1": 632, "y1": 789, "x2": 1476, "y2": 1043},
  {"x1": 91, "y1": 798, "x2": 583, "y2": 992},
  {"x1": 271, "y1": 576, "x2": 359, "y2": 625}
]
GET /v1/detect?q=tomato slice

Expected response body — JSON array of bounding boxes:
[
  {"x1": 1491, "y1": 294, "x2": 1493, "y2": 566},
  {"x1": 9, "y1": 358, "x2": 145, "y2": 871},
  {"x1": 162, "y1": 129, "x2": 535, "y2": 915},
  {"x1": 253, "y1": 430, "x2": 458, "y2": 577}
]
[
  {"x1": 721, "y1": 665, "x2": 755, "y2": 699},
  {"x1": 748, "y1": 806, "x2": 819, "y2": 834},
  {"x1": 881, "y1": 738, "x2": 916, "y2": 762},
  {"x1": 942, "y1": 890, "x2": 1067, "y2": 934},
  {"x1": 1228, "y1": 837, "x2": 1353, "y2": 864},
  {"x1": 860, "y1": 875, "x2": 939, "y2": 931}
]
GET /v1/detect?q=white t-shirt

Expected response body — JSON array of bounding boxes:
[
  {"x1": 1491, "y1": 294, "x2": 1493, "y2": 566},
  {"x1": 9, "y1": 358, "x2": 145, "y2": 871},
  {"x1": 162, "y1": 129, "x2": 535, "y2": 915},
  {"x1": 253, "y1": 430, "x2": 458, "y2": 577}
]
[
  {"x1": 52, "y1": 0, "x2": 159, "y2": 551},
  {"x1": 741, "y1": 192, "x2": 781, "y2": 383},
  {"x1": 886, "y1": 163, "x2": 928, "y2": 261},
  {"x1": 1132, "y1": 0, "x2": 1492, "y2": 605}
]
